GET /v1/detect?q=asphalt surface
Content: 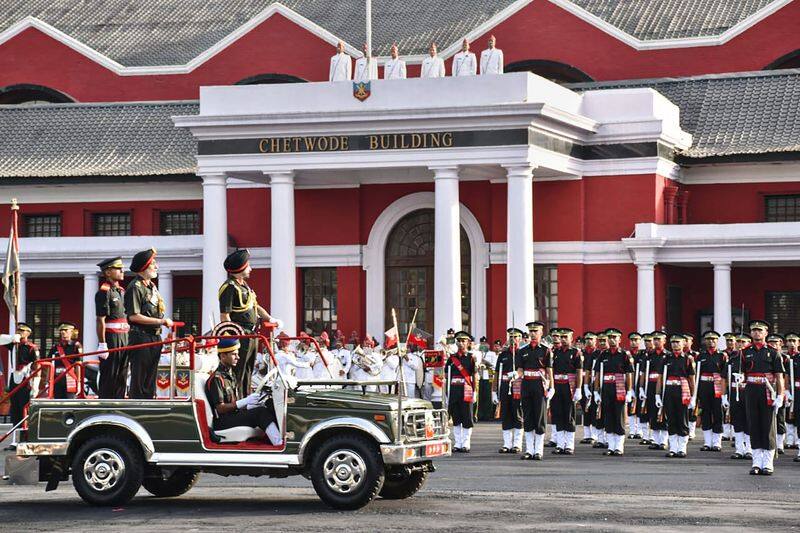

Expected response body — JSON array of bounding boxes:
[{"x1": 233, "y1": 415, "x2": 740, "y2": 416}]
[{"x1": 1, "y1": 423, "x2": 799, "y2": 532}]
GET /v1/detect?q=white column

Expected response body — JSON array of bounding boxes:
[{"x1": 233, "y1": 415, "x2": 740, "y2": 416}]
[
  {"x1": 9, "y1": 273, "x2": 26, "y2": 331},
  {"x1": 431, "y1": 166, "x2": 462, "y2": 339},
  {"x1": 636, "y1": 262, "x2": 656, "y2": 333},
  {"x1": 270, "y1": 171, "x2": 297, "y2": 335},
  {"x1": 82, "y1": 271, "x2": 99, "y2": 351},
  {"x1": 504, "y1": 165, "x2": 535, "y2": 328},
  {"x1": 201, "y1": 174, "x2": 228, "y2": 332},
  {"x1": 158, "y1": 270, "x2": 174, "y2": 338},
  {"x1": 713, "y1": 261, "x2": 732, "y2": 347}
]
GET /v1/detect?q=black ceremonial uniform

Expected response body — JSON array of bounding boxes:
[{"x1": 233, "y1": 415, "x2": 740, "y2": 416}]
[
  {"x1": 515, "y1": 341, "x2": 551, "y2": 434},
  {"x1": 664, "y1": 352, "x2": 694, "y2": 437},
  {"x1": 646, "y1": 349, "x2": 668, "y2": 433},
  {"x1": 551, "y1": 347, "x2": 582, "y2": 434},
  {"x1": 219, "y1": 278, "x2": 259, "y2": 396},
  {"x1": 726, "y1": 350, "x2": 748, "y2": 435},
  {"x1": 633, "y1": 349, "x2": 649, "y2": 427},
  {"x1": 599, "y1": 349, "x2": 633, "y2": 436},
  {"x1": 790, "y1": 351, "x2": 800, "y2": 432},
  {"x1": 696, "y1": 348, "x2": 726, "y2": 435},
  {"x1": 446, "y1": 350, "x2": 477, "y2": 429},
  {"x1": 205, "y1": 363, "x2": 277, "y2": 433},
  {"x1": 582, "y1": 347, "x2": 599, "y2": 435},
  {"x1": 125, "y1": 277, "x2": 165, "y2": 399},
  {"x1": 686, "y1": 348, "x2": 700, "y2": 429},
  {"x1": 5, "y1": 340, "x2": 38, "y2": 426},
  {"x1": 48, "y1": 340, "x2": 82, "y2": 399},
  {"x1": 95, "y1": 281, "x2": 130, "y2": 398},
  {"x1": 495, "y1": 348, "x2": 521, "y2": 431},
  {"x1": 743, "y1": 343, "x2": 785, "y2": 451}
]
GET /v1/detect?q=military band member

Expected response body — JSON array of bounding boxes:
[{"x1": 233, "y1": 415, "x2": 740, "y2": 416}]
[
  {"x1": 94, "y1": 256, "x2": 130, "y2": 399},
  {"x1": 452, "y1": 38, "x2": 477, "y2": 76},
  {"x1": 516, "y1": 321, "x2": 553, "y2": 460},
  {"x1": 354, "y1": 43, "x2": 377, "y2": 82},
  {"x1": 330, "y1": 335, "x2": 352, "y2": 378},
  {"x1": 743, "y1": 320, "x2": 785, "y2": 475},
  {"x1": 627, "y1": 332, "x2": 644, "y2": 439},
  {"x1": 767, "y1": 333, "x2": 788, "y2": 454},
  {"x1": 722, "y1": 332, "x2": 737, "y2": 440},
  {"x1": 594, "y1": 329, "x2": 633, "y2": 456},
  {"x1": 273, "y1": 332, "x2": 311, "y2": 377},
  {"x1": 125, "y1": 248, "x2": 171, "y2": 399},
  {"x1": 592, "y1": 332, "x2": 610, "y2": 448},
  {"x1": 3, "y1": 323, "x2": 38, "y2": 450},
  {"x1": 421, "y1": 42, "x2": 446, "y2": 78},
  {"x1": 728, "y1": 334, "x2": 753, "y2": 459},
  {"x1": 219, "y1": 249, "x2": 282, "y2": 397},
  {"x1": 550, "y1": 328, "x2": 583, "y2": 454},
  {"x1": 383, "y1": 43, "x2": 407, "y2": 80},
  {"x1": 48, "y1": 322, "x2": 83, "y2": 399},
  {"x1": 205, "y1": 338, "x2": 282, "y2": 446},
  {"x1": 785, "y1": 333, "x2": 800, "y2": 461},
  {"x1": 494, "y1": 329, "x2": 523, "y2": 453},
  {"x1": 580, "y1": 332, "x2": 599, "y2": 444},
  {"x1": 479, "y1": 35, "x2": 504, "y2": 75},
  {"x1": 446, "y1": 331, "x2": 478, "y2": 452},
  {"x1": 696, "y1": 331, "x2": 727, "y2": 451},
  {"x1": 644, "y1": 332, "x2": 669, "y2": 450},
  {"x1": 329, "y1": 40, "x2": 352, "y2": 81}
]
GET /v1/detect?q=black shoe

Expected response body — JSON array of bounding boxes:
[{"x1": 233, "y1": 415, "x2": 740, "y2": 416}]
[
  {"x1": 793, "y1": 456, "x2": 800, "y2": 462},
  {"x1": 700, "y1": 445, "x2": 711, "y2": 451},
  {"x1": 532, "y1": 453, "x2": 542, "y2": 461},
  {"x1": 3, "y1": 445, "x2": 16, "y2": 452},
  {"x1": 510, "y1": 447, "x2": 521, "y2": 454},
  {"x1": 592, "y1": 442, "x2": 604, "y2": 448},
  {"x1": 579, "y1": 437, "x2": 593, "y2": 444},
  {"x1": 787, "y1": 444, "x2": 799, "y2": 450},
  {"x1": 777, "y1": 448, "x2": 785, "y2": 455},
  {"x1": 640, "y1": 439, "x2": 651, "y2": 445},
  {"x1": 730, "y1": 453, "x2": 743, "y2": 460},
  {"x1": 711, "y1": 446, "x2": 721, "y2": 452},
  {"x1": 552, "y1": 448, "x2": 563, "y2": 455},
  {"x1": 760, "y1": 468, "x2": 773, "y2": 476},
  {"x1": 563, "y1": 449, "x2": 574, "y2": 455},
  {"x1": 463, "y1": 448, "x2": 470, "y2": 453},
  {"x1": 648, "y1": 443, "x2": 661, "y2": 450},
  {"x1": 745, "y1": 452, "x2": 753, "y2": 460},
  {"x1": 665, "y1": 451, "x2": 676, "y2": 458},
  {"x1": 452, "y1": 447, "x2": 462, "y2": 453},
  {"x1": 545, "y1": 441, "x2": 557, "y2": 448},
  {"x1": 628, "y1": 434, "x2": 636, "y2": 439},
  {"x1": 722, "y1": 436, "x2": 731, "y2": 441},
  {"x1": 603, "y1": 450, "x2": 614, "y2": 456},
  {"x1": 521, "y1": 452, "x2": 533, "y2": 460},
  {"x1": 658, "y1": 444, "x2": 667, "y2": 450},
  {"x1": 498, "y1": 447, "x2": 510, "y2": 454},
  {"x1": 750, "y1": 467, "x2": 761, "y2": 475},
  {"x1": 676, "y1": 451, "x2": 687, "y2": 458}
]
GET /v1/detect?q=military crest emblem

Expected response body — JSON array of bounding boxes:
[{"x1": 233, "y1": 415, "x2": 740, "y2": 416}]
[{"x1": 353, "y1": 81, "x2": 371, "y2": 101}]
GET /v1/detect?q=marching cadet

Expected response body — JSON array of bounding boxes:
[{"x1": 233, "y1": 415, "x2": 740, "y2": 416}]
[
  {"x1": 383, "y1": 43, "x2": 407, "y2": 80},
  {"x1": 683, "y1": 333, "x2": 700, "y2": 440},
  {"x1": 479, "y1": 35, "x2": 504, "y2": 75},
  {"x1": 219, "y1": 249, "x2": 283, "y2": 396},
  {"x1": 644, "y1": 332, "x2": 669, "y2": 450},
  {"x1": 594, "y1": 329, "x2": 633, "y2": 456},
  {"x1": 446, "y1": 331, "x2": 478, "y2": 452},
  {"x1": 722, "y1": 332, "x2": 738, "y2": 441},
  {"x1": 743, "y1": 320, "x2": 785, "y2": 475},
  {"x1": 592, "y1": 332, "x2": 610, "y2": 448},
  {"x1": 550, "y1": 328, "x2": 583, "y2": 454},
  {"x1": 477, "y1": 336, "x2": 497, "y2": 420},
  {"x1": 125, "y1": 248, "x2": 171, "y2": 399},
  {"x1": 94, "y1": 256, "x2": 129, "y2": 399},
  {"x1": 627, "y1": 332, "x2": 644, "y2": 439},
  {"x1": 494, "y1": 328, "x2": 523, "y2": 453},
  {"x1": 638, "y1": 333, "x2": 655, "y2": 444},
  {"x1": 328, "y1": 40, "x2": 351, "y2": 81},
  {"x1": 2, "y1": 323, "x2": 38, "y2": 450},
  {"x1": 354, "y1": 43, "x2": 377, "y2": 82},
  {"x1": 452, "y1": 38, "x2": 477, "y2": 76},
  {"x1": 785, "y1": 333, "x2": 800, "y2": 461},
  {"x1": 696, "y1": 331, "x2": 727, "y2": 451},
  {"x1": 421, "y1": 42, "x2": 445, "y2": 78},
  {"x1": 545, "y1": 329, "x2": 562, "y2": 447},
  {"x1": 655, "y1": 334, "x2": 695, "y2": 458},
  {"x1": 580, "y1": 332, "x2": 598, "y2": 444},
  {"x1": 728, "y1": 334, "x2": 753, "y2": 459},
  {"x1": 516, "y1": 321, "x2": 553, "y2": 460},
  {"x1": 766, "y1": 333, "x2": 787, "y2": 454},
  {"x1": 48, "y1": 322, "x2": 83, "y2": 399}
]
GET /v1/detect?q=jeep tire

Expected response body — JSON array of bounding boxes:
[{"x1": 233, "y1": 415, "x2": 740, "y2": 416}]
[
  {"x1": 379, "y1": 469, "x2": 428, "y2": 499},
  {"x1": 310, "y1": 433, "x2": 384, "y2": 510},
  {"x1": 71, "y1": 435, "x2": 144, "y2": 506},
  {"x1": 143, "y1": 468, "x2": 200, "y2": 498}
]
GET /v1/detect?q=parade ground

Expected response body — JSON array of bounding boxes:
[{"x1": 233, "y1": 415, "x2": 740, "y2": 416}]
[{"x1": 1, "y1": 422, "x2": 796, "y2": 532}]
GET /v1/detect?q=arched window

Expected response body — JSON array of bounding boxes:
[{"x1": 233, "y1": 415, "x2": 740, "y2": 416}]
[
  {"x1": 385, "y1": 209, "x2": 471, "y2": 336},
  {"x1": 764, "y1": 49, "x2": 800, "y2": 70},
  {"x1": 0, "y1": 84, "x2": 73, "y2": 105},
  {"x1": 505, "y1": 60, "x2": 593, "y2": 84},
  {"x1": 235, "y1": 73, "x2": 307, "y2": 85}
]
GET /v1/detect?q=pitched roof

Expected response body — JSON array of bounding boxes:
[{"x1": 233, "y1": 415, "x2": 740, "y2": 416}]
[
  {"x1": 0, "y1": 101, "x2": 198, "y2": 177},
  {"x1": 567, "y1": 69, "x2": 800, "y2": 159}
]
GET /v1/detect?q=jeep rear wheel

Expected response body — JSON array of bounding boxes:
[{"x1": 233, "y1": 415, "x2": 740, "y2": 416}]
[
  {"x1": 310, "y1": 433, "x2": 384, "y2": 510},
  {"x1": 143, "y1": 468, "x2": 200, "y2": 498},
  {"x1": 379, "y1": 469, "x2": 428, "y2": 500},
  {"x1": 71, "y1": 435, "x2": 143, "y2": 506}
]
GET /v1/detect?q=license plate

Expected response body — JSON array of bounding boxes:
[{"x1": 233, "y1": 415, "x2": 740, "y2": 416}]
[{"x1": 425, "y1": 442, "x2": 448, "y2": 457}]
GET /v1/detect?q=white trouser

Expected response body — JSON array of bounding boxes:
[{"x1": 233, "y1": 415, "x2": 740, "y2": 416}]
[
  {"x1": 712, "y1": 432, "x2": 722, "y2": 448},
  {"x1": 525, "y1": 431, "x2": 535, "y2": 454},
  {"x1": 658, "y1": 429, "x2": 669, "y2": 446},
  {"x1": 703, "y1": 429, "x2": 712, "y2": 447},
  {"x1": 735, "y1": 432, "x2": 745, "y2": 455},
  {"x1": 641, "y1": 422, "x2": 650, "y2": 439},
  {"x1": 744, "y1": 433, "x2": 752, "y2": 454},
  {"x1": 668, "y1": 434, "x2": 677, "y2": 452},
  {"x1": 513, "y1": 428, "x2": 523, "y2": 448},
  {"x1": 628, "y1": 416, "x2": 639, "y2": 436},
  {"x1": 612, "y1": 433, "x2": 624, "y2": 452},
  {"x1": 753, "y1": 449, "x2": 775, "y2": 470},
  {"x1": 564, "y1": 431, "x2": 575, "y2": 451},
  {"x1": 786, "y1": 425, "x2": 796, "y2": 446},
  {"x1": 462, "y1": 426, "x2": 472, "y2": 449},
  {"x1": 547, "y1": 424, "x2": 556, "y2": 444},
  {"x1": 503, "y1": 429, "x2": 513, "y2": 449},
  {"x1": 723, "y1": 423, "x2": 732, "y2": 438},
  {"x1": 688, "y1": 420, "x2": 696, "y2": 438},
  {"x1": 777, "y1": 433, "x2": 785, "y2": 450},
  {"x1": 679, "y1": 435, "x2": 689, "y2": 454},
  {"x1": 453, "y1": 425, "x2": 463, "y2": 448},
  {"x1": 265, "y1": 423, "x2": 283, "y2": 446},
  {"x1": 534, "y1": 433, "x2": 545, "y2": 456}
]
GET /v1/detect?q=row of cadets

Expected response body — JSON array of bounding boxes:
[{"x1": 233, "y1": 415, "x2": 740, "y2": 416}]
[{"x1": 329, "y1": 35, "x2": 504, "y2": 82}]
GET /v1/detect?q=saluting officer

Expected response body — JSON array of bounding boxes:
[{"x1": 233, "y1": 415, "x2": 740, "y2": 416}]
[
  {"x1": 743, "y1": 320, "x2": 785, "y2": 475},
  {"x1": 48, "y1": 322, "x2": 83, "y2": 399},
  {"x1": 696, "y1": 331, "x2": 727, "y2": 452},
  {"x1": 3, "y1": 323, "x2": 38, "y2": 450},
  {"x1": 594, "y1": 329, "x2": 633, "y2": 456},
  {"x1": 219, "y1": 249, "x2": 283, "y2": 397},
  {"x1": 644, "y1": 332, "x2": 669, "y2": 450},
  {"x1": 446, "y1": 331, "x2": 478, "y2": 453},
  {"x1": 516, "y1": 321, "x2": 553, "y2": 460},
  {"x1": 550, "y1": 328, "x2": 583, "y2": 454},
  {"x1": 656, "y1": 335, "x2": 695, "y2": 458},
  {"x1": 494, "y1": 328, "x2": 523, "y2": 453},
  {"x1": 125, "y1": 248, "x2": 172, "y2": 399},
  {"x1": 95, "y1": 256, "x2": 130, "y2": 399}
]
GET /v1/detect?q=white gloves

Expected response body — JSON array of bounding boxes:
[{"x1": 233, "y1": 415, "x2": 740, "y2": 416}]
[
  {"x1": 625, "y1": 390, "x2": 635, "y2": 404},
  {"x1": 546, "y1": 388, "x2": 555, "y2": 401},
  {"x1": 688, "y1": 399, "x2": 696, "y2": 411},
  {"x1": 273, "y1": 318, "x2": 285, "y2": 330},
  {"x1": 448, "y1": 344, "x2": 458, "y2": 355},
  {"x1": 655, "y1": 394, "x2": 663, "y2": 409},
  {"x1": 594, "y1": 391, "x2": 602, "y2": 403},
  {"x1": 773, "y1": 394, "x2": 784, "y2": 410},
  {"x1": 639, "y1": 387, "x2": 646, "y2": 402},
  {"x1": 785, "y1": 391, "x2": 793, "y2": 405},
  {"x1": 721, "y1": 394, "x2": 730, "y2": 409},
  {"x1": 572, "y1": 389, "x2": 582, "y2": 402},
  {"x1": 97, "y1": 342, "x2": 109, "y2": 360},
  {"x1": 492, "y1": 391, "x2": 499, "y2": 404},
  {"x1": 583, "y1": 385, "x2": 591, "y2": 398},
  {"x1": 236, "y1": 392, "x2": 261, "y2": 410},
  {"x1": 12, "y1": 333, "x2": 21, "y2": 344}
]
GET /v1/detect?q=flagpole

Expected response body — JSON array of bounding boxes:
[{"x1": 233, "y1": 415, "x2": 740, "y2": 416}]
[
  {"x1": 11, "y1": 198, "x2": 19, "y2": 325},
  {"x1": 365, "y1": 0, "x2": 372, "y2": 58}
]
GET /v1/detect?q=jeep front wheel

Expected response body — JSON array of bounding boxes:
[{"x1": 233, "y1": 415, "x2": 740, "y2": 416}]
[
  {"x1": 71, "y1": 435, "x2": 143, "y2": 506},
  {"x1": 310, "y1": 433, "x2": 384, "y2": 510},
  {"x1": 143, "y1": 468, "x2": 200, "y2": 498},
  {"x1": 379, "y1": 469, "x2": 428, "y2": 499}
]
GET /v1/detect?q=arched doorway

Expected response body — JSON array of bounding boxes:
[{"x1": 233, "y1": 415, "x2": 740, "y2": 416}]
[{"x1": 385, "y1": 209, "x2": 471, "y2": 337}]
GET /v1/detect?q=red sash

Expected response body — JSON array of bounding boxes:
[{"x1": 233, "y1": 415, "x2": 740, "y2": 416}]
[
  {"x1": 450, "y1": 356, "x2": 474, "y2": 403},
  {"x1": 56, "y1": 344, "x2": 79, "y2": 394},
  {"x1": 667, "y1": 376, "x2": 691, "y2": 405}
]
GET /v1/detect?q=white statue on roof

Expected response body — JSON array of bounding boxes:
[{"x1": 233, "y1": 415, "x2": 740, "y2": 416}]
[
  {"x1": 421, "y1": 42, "x2": 446, "y2": 78},
  {"x1": 480, "y1": 35, "x2": 504, "y2": 75},
  {"x1": 452, "y1": 38, "x2": 477, "y2": 76},
  {"x1": 329, "y1": 40, "x2": 352, "y2": 82},
  {"x1": 383, "y1": 43, "x2": 407, "y2": 80}
]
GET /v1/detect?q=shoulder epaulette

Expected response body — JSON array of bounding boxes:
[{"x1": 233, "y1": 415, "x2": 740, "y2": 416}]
[{"x1": 99, "y1": 282, "x2": 110, "y2": 292}]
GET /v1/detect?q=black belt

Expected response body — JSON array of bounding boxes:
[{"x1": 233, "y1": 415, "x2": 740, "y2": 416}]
[{"x1": 131, "y1": 326, "x2": 161, "y2": 336}]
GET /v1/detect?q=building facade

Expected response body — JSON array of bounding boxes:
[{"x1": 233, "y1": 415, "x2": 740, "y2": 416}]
[{"x1": 2, "y1": 0, "x2": 800, "y2": 357}]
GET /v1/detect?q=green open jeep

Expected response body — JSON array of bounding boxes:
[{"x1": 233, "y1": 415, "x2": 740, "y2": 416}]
[{"x1": 14, "y1": 333, "x2": 450, "y2": 510}]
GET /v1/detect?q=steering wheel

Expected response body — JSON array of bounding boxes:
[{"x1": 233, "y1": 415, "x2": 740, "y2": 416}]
[{"x1": 255, "y1": 366, "x2": 279, "y2": 396}]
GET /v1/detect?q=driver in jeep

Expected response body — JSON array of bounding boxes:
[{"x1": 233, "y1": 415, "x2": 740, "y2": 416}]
[{"x1": 205, "y1": 337, "x2": 282, "y2": 445}]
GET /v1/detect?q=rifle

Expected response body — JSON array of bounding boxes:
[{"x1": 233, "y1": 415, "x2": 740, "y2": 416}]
[
  {"x1": 641, "y1": 357, "x2": 650, "y2": 416},
  {"x1": 725, "y1": 364, "x2": 732, "y2": 424},
  {"x1": 494, "y1": 362, "x2": 503, "y2": 419},
  {"x1": 789, "y1": 354, "x2": 796, "y2": 422},
  {"x1": 595, "y1": 361, "x2": 604, "y2": 421},
  {"x1": 629, "y1": 359, "x2": 640, "y2": 416},
  {"x1": 657, "y1": 363, "x2": 668, "y2": 423},
  {"x1": 692, "y1": 357, "x2": 701, "y2": 418}
]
